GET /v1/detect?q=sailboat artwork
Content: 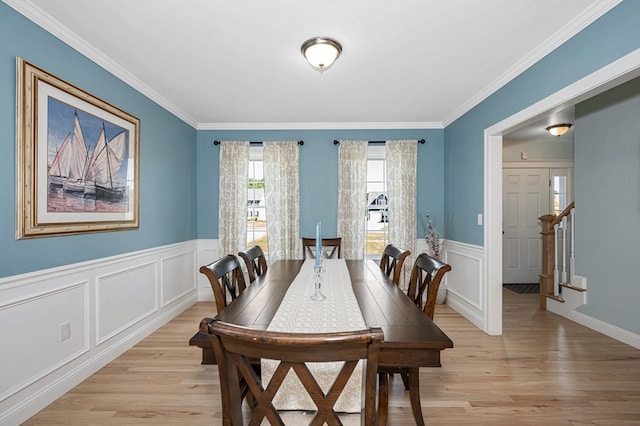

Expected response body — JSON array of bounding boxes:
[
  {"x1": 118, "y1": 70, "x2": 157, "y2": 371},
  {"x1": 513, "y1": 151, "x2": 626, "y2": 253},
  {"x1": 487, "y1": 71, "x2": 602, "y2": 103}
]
[
  {"x1": 48, "y1": 112, "x2": 87, "y2": 189},
  {"x1": 90, "y1": 129, "x2": 128, "y2": 201},
  {"x1": 46, "y1": 97, "x2": 131, "y2": 213},
  {"x1": 17, "y1": 58, "x2": 139, "y2": 238}
]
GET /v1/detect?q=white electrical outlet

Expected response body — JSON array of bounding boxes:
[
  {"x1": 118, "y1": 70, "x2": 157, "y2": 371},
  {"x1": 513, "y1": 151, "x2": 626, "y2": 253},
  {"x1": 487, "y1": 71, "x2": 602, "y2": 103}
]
[{"x1": 60, "y1": 321, "x2": 71, "y2": 342}]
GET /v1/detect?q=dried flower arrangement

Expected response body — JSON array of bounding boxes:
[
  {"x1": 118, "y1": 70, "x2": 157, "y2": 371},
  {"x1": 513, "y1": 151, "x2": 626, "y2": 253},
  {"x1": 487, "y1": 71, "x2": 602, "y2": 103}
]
[
  {"x1": 420, "y1": 210, "x2": 447, "y2": 303},
  {"x1": 420, "y1": 210, "x2": 442, "y2": 259}
]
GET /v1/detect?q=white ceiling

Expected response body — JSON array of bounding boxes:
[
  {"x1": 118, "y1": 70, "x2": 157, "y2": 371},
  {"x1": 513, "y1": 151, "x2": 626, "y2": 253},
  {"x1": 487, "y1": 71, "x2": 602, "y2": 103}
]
[{"x1": 5, "y1": 0, "x2": 620, "y2": 131}]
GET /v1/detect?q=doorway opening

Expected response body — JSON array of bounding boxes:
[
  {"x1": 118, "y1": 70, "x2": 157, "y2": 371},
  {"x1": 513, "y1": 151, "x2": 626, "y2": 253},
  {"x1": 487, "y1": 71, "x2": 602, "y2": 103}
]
[{"x1": 483, "y1": 49, "x2": 640, "y2": 335}]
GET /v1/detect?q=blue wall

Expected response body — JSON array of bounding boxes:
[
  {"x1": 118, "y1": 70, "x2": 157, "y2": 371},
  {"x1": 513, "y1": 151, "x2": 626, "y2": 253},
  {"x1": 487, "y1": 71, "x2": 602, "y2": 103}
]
[
  {"x1": 0, "y1": 2, "x2": 444, "y2": 279},
  {"x1": 0, "y1": 4, "x2": 197, "y2": 278},
  {"x1": 444, "y1": 0, "x2": 640, "y2": 246},
  {"x1": 442, "y1": 0, "x2": 640, "y2": 334},
  {"x1": 574, "y1": 77, "x2": 640, "y2": 334},
  {"x1": 196, "y1": 129, "x2": 445, "y2": 240}
]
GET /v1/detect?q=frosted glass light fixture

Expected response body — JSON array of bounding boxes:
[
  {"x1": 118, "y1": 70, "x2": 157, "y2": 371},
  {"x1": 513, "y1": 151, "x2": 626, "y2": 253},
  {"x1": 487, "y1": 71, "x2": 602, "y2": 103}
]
[
  {"x1": 546, "y1": 123, "x2": 572, "y2": 137},
  {"x1": 301, "y1": 37, "x2": 342, "y2": 72}
]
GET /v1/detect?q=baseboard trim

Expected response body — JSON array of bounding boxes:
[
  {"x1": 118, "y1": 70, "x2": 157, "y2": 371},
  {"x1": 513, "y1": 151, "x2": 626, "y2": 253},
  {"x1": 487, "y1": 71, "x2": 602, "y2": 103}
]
[
  {"x1": 444, "y1": 290, "x2": 485, "y2": 331},
  {"x1": 564, "y1": 310, "x2": 640, "y2": 349}
]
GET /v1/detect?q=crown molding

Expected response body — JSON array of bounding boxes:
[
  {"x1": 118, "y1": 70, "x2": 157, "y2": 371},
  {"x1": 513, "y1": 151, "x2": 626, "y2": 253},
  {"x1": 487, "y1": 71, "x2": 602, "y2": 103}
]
[
  {"x1": 197, "y1": 121, "x2": 443, "y2": 131},
  {"x1": 3, "y1": 0, "x2": 198, "y2": 128},
  {"x1": 441, "y1": 0, "x2": 622, "y2": 127}
]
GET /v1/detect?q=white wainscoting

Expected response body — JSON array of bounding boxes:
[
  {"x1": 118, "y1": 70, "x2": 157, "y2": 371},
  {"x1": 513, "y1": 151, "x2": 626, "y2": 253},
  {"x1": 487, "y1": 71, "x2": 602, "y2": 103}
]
[
  {"x1": 162, "y1": 250, "x2": 198, "y2": 307},
  {"x1": 95, "y1": 262, "x2": 159, "y2": 346},
  {"x1": 0, "y1": 241, "x2": 198, "y2": 426},
  {"x1": 441, "y1": 240, "x2": 486, "y2": 331},
  {"x1": 196, "y1": 239, "x2": 220, "y2": 301}
]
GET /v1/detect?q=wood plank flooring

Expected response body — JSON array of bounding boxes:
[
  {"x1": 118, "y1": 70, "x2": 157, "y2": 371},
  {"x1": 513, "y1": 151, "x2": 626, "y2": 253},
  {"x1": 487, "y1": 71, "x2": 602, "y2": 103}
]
[{"x1": 24, "y1": 290, "x2": 640, "y2": 425}]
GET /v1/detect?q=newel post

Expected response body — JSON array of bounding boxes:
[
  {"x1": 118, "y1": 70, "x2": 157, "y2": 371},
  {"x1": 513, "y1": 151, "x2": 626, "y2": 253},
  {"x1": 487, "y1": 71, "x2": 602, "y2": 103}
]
[{"x1": 539, "y1": 214, "x2": 556, "y2": 310}]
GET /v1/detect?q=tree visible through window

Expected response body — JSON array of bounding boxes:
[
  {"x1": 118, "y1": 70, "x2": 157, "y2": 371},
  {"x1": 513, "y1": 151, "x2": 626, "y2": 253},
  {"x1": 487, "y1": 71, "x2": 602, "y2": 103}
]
[
  {"x1": 247, "y1": 146, "x2": 268, "y2": 253},
  {"x1": 365, "y1": 145, "x2": 388, "y2": 258}
]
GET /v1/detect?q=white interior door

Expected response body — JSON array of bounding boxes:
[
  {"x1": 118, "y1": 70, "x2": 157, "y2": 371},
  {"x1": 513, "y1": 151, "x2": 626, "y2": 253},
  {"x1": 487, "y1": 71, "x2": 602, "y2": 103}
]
[{"x1": 502, "y1": 168, "x2": 550, "y2": 283}]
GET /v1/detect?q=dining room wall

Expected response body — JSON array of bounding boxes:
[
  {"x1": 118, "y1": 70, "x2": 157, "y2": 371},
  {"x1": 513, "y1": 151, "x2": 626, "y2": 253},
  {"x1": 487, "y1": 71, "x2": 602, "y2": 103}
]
[
  {"x1": 192, "y1": 129, "x2": 444, "y2": 300},
  {"x1": 0, "y1": 6, "x2": 200, "y2": 424},
  {"x1": 195, "y1": 128, "x2": 445, "y2": 242},
  {"x1": 444, "y1": 0, "x2": 639, "y2": 247},
  {"x1": 0, "y1": 3, "x2": 198, "y2": 279},
  {"x1": 442, "y1": 0, "x2": 640, "y2": 339}
]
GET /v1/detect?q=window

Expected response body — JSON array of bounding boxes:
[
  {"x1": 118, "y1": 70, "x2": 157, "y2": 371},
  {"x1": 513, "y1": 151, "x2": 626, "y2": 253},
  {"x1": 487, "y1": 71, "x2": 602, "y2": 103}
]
[
  {"x1": 247, "y1": 146, "x2": 267, "y2": 253},
  {"x1": 551, "y1": 168, "x2": 572, "y2": 216},
  {"x1": 365, "y1": 145, "x2": 388, "y2": 258}
]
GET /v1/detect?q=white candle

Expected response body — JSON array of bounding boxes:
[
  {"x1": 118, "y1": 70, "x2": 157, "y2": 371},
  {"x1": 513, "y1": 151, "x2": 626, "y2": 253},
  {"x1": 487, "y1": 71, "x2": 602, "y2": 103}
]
[{"x1": 315, "y1": 221, "x2": 321, "y2": 267}]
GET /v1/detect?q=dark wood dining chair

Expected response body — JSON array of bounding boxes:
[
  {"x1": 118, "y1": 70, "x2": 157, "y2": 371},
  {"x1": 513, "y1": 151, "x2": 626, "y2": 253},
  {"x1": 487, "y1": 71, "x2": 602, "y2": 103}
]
[
  {"x1": 301, "y1": 237, "x2": 342, "y2": 260},
  {"x1": 199, "y1": 254, "x2": 247, "y2": 314},
  {"x1": 238, "y1": 245, "x2": 268, "y2": 284},
  {"x1": 406, "y1": 253, "x2": 452, "y2": 319},
  {"x1": 208, "y1": 319, "x2": 387, "y2": 426},
  {"x1": 379, "y1": 244, "x2": 411, "y2": 286},
  {"x1": 379, "y1": 253, "x2": 451, "y2": 426}
]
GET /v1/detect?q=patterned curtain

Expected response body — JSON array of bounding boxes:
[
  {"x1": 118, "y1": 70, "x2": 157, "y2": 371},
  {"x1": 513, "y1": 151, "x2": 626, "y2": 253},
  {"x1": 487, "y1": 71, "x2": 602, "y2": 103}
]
[
  {"x1": 337, "y1": 140, "x2": 368, "y2": 260},
  {"x1": 264, "y1": 141, "x2": 300, "y2": 262},
  {"x1": 218, "y1": 141, "x2": 249, "y2": 257},
  {"x1": 386, "y1": 140, "x2": 418, "y2": 290}
]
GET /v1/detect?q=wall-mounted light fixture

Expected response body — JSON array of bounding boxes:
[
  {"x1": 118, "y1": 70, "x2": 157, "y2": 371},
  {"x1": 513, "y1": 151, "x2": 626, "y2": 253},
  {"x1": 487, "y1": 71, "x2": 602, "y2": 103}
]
[
  {"x1": 546, "y1": 123, "x2": 572, "y2": 137},
  {"x1": 301, "y1": 37, "x2": 342, "y2": 72}
]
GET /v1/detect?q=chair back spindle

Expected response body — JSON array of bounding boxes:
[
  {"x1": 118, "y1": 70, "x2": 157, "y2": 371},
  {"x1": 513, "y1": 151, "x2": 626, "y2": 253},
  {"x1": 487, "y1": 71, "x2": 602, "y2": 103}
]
[
  {"x1": 406, "y1": 253, "x2": 452, "y2": 319},
  {"x1": 301, "y1": 237, "x2": 342, "y2": 260},
  {"x1": 379, "y1": 244, "x2": 411, "y2": 286},
  {"x1": 199, "y1": 254, "x2": 247, "y2": 314},
  {"x1": 238, "y1": 245, "x2": 268, "y2": 283}
]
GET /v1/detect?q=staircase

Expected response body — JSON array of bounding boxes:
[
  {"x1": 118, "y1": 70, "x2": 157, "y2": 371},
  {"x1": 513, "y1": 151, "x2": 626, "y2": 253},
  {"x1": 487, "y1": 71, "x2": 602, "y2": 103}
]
[{"x1": 539, "y1": 201, "x2": 587, "y2": 314}]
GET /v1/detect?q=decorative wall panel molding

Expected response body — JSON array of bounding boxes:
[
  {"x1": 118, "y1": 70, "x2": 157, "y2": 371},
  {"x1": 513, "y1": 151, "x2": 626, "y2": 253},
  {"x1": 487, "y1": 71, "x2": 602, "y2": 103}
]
[
  {"x1": 0, "y1": 281, "x2": 89, "y2": 402},
  {"x1": 96, "y1": 262, "x2": 158, "y2": 345},
  {"x1": 0, "y1": 241, "x2": 197, "y2": 425},
  {"x1": 442, "y1": 240, "x2": 486, "y2": 330},
  {"x1": 161, "y1": 250, "x2": 196, "y2": 307}
]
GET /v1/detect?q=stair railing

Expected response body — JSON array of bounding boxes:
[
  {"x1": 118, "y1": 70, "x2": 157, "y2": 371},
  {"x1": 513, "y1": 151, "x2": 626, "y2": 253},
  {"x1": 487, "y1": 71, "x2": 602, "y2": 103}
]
[{"x1": 539, "y1": 201, "x2": 575, "y2": 309}]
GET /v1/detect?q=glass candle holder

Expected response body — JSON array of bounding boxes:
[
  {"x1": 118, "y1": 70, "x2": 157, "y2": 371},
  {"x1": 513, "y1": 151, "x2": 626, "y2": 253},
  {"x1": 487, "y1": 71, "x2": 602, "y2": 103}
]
[{"x1": 310, "y1": 265, "x2": 326, "y2": 301}]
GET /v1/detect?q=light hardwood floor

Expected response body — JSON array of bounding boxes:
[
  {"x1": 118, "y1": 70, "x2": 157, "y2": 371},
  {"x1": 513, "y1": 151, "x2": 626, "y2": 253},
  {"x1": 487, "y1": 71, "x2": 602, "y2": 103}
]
[{"x1": 24, "y1": 290, "x2": 640, "y2": 425}]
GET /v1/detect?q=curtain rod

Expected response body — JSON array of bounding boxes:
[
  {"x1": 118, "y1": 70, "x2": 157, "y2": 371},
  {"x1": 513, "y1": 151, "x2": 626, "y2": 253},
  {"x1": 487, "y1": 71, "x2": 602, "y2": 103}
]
[
  {"x1": 213, "y1": 140, "x2": 304, "y2": 146},
  {"x1": 333, "y1": 139, "x2": 425, "y2": 145}
]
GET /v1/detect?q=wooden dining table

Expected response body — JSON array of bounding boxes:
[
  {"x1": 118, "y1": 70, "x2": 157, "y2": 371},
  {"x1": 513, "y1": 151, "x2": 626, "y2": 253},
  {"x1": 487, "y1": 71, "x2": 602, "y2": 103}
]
[{"x1": 196, "y1": 259, "x2": 453, "y2": 425}]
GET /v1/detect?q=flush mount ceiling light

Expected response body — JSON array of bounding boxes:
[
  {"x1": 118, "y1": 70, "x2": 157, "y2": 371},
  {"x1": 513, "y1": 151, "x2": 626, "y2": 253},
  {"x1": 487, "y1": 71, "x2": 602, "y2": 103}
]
[
  {"x1": 301, "y1": 37, "x2": 342, "y2": 72},
  {"x1": 546, "y1": 123, "x2": 572, "y2": 137}
]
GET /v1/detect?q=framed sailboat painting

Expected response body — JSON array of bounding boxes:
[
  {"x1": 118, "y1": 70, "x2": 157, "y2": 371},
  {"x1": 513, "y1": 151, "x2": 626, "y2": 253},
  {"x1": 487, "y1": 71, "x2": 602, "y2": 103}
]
[{"x1": 16, "y1": 58, "x2": 140, "y2": 238}]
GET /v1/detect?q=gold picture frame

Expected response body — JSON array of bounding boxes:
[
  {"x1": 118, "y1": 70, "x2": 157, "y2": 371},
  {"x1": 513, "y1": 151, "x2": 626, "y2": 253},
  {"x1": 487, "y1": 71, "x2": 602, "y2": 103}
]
[{"x1": 16, "y1": 57, "x2": 140, "y2": 239}]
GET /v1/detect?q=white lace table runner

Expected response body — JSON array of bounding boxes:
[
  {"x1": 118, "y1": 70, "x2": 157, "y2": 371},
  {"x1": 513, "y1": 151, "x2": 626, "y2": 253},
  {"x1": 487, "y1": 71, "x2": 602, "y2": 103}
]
[{"x1": 261, "y1": 259, "x2": 367, "y2": 413}]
